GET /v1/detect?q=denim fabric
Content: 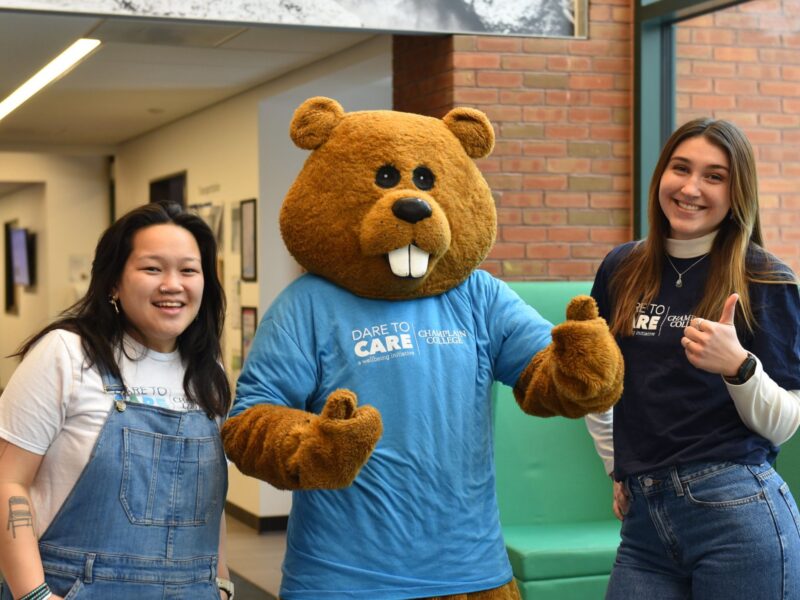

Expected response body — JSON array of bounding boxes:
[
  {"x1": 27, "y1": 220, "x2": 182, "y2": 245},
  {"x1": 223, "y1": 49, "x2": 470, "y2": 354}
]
[
  {"x1": 606, "y1": 461, "x2": 800, "y2": 600},
  {"x1": 1, "y1": 373, "x2": 226, "y2": 599}
]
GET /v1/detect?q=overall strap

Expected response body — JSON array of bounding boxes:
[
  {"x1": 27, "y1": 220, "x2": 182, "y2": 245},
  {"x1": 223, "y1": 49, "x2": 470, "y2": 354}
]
[{"x1": 98, "y1": 369, "x2": 139, "y2": 406}]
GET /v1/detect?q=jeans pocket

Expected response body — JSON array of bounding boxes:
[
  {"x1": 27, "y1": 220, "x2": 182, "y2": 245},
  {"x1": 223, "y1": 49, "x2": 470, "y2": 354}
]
[
  {"x1": 685, "y1": 464, "x2": 766, "y2": 509},
  {"x1": 63, "y1": 578, "x2": 84, "y2": 600},
  {"x1": 779, "y1": 482, "x2": 800, "y2": 538},
  {"x1": 42, "y1": 571, "x2": 85, "y2": 599},
  {"x1": 121, "y1": 428, "x2": 224, "y2": 526},
  {"x1": 0, "y1": 579, "x2": 82, "y2": 600}
]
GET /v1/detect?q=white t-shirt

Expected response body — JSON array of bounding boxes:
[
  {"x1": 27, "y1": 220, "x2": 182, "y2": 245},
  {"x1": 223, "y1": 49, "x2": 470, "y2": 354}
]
[{"x1": 0, "y1": 329, "x2": 199, "y2": 536}]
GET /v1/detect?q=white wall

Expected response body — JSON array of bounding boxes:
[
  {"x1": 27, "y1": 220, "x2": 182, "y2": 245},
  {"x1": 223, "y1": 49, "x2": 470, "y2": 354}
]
[
  {"x1": 257, "y1": 36, "x2": 394, "y2": 310},
  {"x1": 114, "y1": 34, "x2": 392, "y2": 517},
  {"x1": 0, "y1": 153, "x2": 109, "y2": 388}
]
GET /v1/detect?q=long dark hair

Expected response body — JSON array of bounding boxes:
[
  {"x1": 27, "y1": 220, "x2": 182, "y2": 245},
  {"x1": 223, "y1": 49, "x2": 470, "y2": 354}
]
[{"x1": 17, "y1": 201, "x2": 231, "y2": 417}]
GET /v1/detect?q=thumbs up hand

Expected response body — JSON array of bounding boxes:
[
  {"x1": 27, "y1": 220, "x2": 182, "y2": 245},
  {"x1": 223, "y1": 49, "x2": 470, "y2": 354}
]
[{"x1": 681, "y1": 293, "x2": 749, "y2": 376}]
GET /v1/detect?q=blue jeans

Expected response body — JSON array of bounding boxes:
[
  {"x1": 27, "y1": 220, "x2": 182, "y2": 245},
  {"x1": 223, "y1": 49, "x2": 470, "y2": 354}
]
[{"x1": 606, "y1": 461, "x2": 800, "y2": 600}]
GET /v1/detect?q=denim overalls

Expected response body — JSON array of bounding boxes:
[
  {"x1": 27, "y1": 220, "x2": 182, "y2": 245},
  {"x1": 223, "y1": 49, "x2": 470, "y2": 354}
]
[{"x1": 1, "y1": 372, "x2": 227, "y2": 599}]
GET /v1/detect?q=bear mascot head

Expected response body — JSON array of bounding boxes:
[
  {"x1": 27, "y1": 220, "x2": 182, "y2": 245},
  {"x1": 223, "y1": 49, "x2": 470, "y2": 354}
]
[
  {"x1": 222, "y1": 97, "x2": 622, "y2": 599},
  {"x1": 280, "y1": 96, "x2": 497, "y2": 300}
]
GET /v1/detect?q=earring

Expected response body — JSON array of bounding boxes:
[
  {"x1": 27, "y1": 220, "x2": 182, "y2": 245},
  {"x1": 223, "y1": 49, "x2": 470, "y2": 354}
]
[{"x1": 109, "y1": 296, "x2": 120, "y2": 314}]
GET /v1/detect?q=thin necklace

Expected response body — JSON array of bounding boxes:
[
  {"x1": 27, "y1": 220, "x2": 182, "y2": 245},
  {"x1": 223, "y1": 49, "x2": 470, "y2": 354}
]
[{"x1": 665, "y1": 253, "x2": 709, "y2": 288}]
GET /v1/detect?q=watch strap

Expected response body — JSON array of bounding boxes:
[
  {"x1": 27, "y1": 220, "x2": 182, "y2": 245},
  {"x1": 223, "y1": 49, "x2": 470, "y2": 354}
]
[{"x1": 723, "y1": 352, "x2": 756, "y2": 385}]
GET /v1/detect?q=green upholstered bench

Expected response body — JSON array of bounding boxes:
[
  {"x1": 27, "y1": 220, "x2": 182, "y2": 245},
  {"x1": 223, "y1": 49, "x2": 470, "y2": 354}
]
[
  {"x1": 778, "y1": 431, "x2": 800, "y2": 503},
  {"x1": 493, "y1": 281, "x2": 620, "y2": 600},
  {"x1": 493, "y1": 280, "x2": 800, "y2": 599}
]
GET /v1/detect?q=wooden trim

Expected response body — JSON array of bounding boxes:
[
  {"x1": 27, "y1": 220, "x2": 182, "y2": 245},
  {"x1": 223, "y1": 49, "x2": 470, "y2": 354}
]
[{"x1": 573, "y1": 0, "x2": 588, "y2": 38}]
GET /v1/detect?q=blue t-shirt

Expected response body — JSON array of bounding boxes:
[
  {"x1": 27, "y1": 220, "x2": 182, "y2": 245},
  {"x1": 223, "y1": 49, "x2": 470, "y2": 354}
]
[
  {"x1": 592, "y1": 242, "x2": 800, "y2": 480},
  {"x1": 232, "y1": 270, "x2": 552, "y2": 599}
]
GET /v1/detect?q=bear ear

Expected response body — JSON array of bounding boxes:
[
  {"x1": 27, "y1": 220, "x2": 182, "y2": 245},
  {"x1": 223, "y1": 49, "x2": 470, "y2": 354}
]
[
  {"x1": 290, "y1": 97, "x2": 345, "y2": 150},
  {"x1": 442, "y1": 107, "x2": 495, "y2": 159}
]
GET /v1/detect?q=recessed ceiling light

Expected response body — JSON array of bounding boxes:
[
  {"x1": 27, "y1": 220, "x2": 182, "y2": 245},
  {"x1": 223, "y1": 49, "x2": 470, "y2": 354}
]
[{"x1": 0, "y1": 38, "x2": 101, "y2": 123}]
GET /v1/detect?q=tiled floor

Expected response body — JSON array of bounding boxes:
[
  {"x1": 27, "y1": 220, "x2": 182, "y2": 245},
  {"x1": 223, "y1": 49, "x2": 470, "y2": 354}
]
[{"x1": 226, "y1": 514, "x2": 286, "y2": 598}]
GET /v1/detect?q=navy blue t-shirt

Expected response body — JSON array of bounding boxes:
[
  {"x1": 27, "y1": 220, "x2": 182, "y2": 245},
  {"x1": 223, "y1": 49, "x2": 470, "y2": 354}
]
[{"x1": 592, "y1": 242, "x2": 800, "y2": 480}]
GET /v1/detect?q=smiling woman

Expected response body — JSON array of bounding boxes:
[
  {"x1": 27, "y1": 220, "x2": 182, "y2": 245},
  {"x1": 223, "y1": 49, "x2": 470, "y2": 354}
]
[
  {"x1": 586, "y1": 118, "x2": 800, "y2": 599},
  {"x1": 657, "y1": 136, "x2": 732, "y2": 242},
  {"x1": 113, "y1": 223, "x2": 204, "y2": 353},
  {"x1": 0, "y1": 201, "x2": 233, "y2": 600}
]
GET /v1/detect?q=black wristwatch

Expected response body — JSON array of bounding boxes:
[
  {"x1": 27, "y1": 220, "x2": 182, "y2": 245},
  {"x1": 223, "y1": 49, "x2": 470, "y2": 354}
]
[{"x1": 723, "y1": 352, "x2": 756, "y2": 385}]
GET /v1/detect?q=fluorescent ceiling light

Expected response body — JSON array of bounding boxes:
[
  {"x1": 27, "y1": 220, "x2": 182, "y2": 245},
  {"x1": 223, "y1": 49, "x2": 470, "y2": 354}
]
[{"x1": 0, "y1": 38, "x2": 101, "y2": 123}]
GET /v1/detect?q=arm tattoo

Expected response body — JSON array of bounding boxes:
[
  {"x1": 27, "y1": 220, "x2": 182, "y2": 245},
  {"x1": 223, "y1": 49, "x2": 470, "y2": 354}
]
[{"x1": 7, "y1": 496, "x2": 35, "y2": 539}]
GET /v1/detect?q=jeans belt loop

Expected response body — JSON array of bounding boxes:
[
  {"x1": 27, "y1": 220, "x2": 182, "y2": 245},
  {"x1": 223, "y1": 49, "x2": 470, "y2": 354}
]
[
  {"x1": 670, "y1": 468, "x2": 684, "y2": 497},
  {"x1": 84, "y1": 553, "x2": 96, "y2": 583}
]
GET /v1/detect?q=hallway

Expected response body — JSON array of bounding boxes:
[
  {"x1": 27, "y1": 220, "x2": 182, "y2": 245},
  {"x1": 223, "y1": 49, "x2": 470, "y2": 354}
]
[{"x1": 227, "y1": 514, "x2": 285, "y2": 599}]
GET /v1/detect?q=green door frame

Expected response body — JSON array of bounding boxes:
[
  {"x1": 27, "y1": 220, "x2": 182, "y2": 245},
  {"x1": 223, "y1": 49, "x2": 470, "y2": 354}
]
[{"x1": 633, "y1": 0, "x2": 747, "y2": 238}]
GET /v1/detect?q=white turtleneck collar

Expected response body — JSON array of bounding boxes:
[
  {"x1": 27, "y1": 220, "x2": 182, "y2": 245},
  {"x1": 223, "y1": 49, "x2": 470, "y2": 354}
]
[{"x1": 665, "y1": 230, "x2": 717, "y2": 259}]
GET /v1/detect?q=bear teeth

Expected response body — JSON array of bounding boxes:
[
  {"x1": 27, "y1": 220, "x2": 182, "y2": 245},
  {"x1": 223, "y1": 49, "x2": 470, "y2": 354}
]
[{"x1": 388, "y1": 245, "x2": 429, "y2": 278}]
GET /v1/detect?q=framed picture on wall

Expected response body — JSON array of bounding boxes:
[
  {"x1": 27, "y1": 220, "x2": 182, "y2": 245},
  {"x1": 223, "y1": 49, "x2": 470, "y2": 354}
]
[
  {"x1": 240, "y1": 198, "x2": 257, "y2": 281},
  {"x1": 188, "y1": 202, "x2": 224, "y2": 247},
  {"x1": 241, "y1": 306, "x2": 258, "y2": 362}
]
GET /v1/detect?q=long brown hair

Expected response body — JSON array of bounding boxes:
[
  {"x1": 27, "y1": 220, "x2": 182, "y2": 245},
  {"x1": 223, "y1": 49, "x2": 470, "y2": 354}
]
[{"x1": 609, "y1": 118, "x2": 794, "y2": 337}]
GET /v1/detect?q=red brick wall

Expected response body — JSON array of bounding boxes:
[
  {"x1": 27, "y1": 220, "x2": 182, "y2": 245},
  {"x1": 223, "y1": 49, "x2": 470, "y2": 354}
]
[
  {"x1": 676, "y1": 0, "x2": 800, "y2": 273},
  {"x1": 394, "y1": 36, "x2": 454, "y2": 117},
  {"x1": 394, "y1": 1, "x2": 633, "y2": 280}
]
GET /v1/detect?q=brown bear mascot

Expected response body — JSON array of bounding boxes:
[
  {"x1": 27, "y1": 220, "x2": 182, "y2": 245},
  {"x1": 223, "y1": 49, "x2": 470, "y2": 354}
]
[{"x1": 222, "y1": 97, "x2": 623, "y2": 599}]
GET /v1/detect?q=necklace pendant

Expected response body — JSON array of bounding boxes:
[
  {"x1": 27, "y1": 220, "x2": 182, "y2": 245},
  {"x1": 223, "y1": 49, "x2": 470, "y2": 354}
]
[{"x1": 675, "y1": 276, "x2": 683, "y2": 288}]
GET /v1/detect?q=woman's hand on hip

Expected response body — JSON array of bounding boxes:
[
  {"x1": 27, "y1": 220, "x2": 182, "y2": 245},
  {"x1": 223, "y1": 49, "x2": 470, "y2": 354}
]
[{"x1": 613, "y1": 480, "x2": 629, "y2": 521}]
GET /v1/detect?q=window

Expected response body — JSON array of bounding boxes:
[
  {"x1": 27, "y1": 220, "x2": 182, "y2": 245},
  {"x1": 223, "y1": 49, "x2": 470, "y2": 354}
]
[{"x1": 633, "y1": 0, "x2": 746, "y2": 237}]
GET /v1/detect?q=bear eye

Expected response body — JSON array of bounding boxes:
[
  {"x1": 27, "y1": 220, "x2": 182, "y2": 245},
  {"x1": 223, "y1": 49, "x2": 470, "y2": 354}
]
[
  {"x1": 375, "y1": 165, "x2": 401, "y2": 189},
  {"x1": 413, "y1": 166, "x2": 435, "y2": 191}
]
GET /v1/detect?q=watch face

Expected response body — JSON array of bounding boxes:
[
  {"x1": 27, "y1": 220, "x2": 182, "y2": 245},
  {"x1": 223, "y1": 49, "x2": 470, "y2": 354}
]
[{"x1": 739, "y1": 354, "x2": 756, "y2": 383}]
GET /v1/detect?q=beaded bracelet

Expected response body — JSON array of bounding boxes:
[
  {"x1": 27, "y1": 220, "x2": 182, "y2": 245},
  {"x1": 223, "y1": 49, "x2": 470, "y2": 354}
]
[{"x1": 19, "y1": 582, "x2": 52, "y2": 600}]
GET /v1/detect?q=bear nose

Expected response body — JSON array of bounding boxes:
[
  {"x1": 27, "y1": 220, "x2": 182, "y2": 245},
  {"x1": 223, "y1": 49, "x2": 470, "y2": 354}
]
[{"x1": 392, "y1": 197, "x2": 432, "y2": 224}]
